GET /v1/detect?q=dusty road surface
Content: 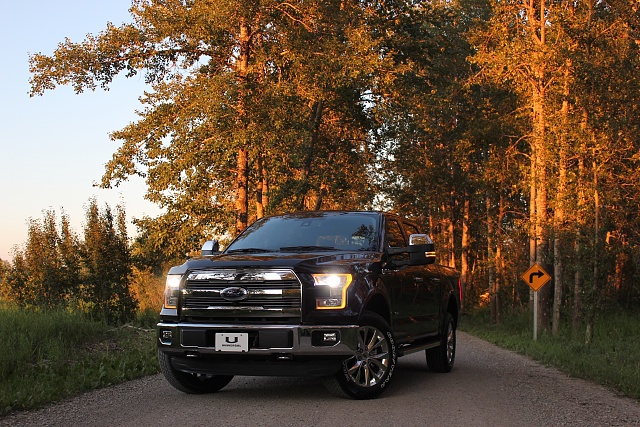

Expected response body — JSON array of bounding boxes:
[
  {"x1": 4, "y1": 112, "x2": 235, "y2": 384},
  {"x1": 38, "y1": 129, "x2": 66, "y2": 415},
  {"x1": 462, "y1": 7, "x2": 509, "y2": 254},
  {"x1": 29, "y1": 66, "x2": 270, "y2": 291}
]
[{"x1": 2, "y1": 332, "x2": 639, "y2": 427}]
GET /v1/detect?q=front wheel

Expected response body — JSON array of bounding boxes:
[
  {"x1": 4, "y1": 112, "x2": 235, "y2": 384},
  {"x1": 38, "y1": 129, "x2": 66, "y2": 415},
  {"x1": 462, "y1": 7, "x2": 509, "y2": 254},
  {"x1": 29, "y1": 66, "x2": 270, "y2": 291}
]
[
  {"x1": 158, "y1": 350, "x2": 234, "y2": 394},
  {"x1": 323, "y1": 311, "x2": 397, "y2": 399},
  {"x1": 426, "y1": 312, "x2": 456, "y2": 373}
]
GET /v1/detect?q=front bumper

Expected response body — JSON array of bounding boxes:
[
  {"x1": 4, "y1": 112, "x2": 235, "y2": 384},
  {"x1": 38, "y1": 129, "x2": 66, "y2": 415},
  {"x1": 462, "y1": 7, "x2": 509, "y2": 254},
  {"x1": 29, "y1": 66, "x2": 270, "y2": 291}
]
[{"x1": 157, "y1": 322, "x2": 360, "y2": 377}]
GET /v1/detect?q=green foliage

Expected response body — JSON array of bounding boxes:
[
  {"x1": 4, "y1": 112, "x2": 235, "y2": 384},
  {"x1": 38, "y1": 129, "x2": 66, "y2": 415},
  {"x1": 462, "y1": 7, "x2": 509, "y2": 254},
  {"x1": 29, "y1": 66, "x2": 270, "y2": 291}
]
[
  {"x1": 5, "y1": 210, "x2": 82, "y2": 308},
  {"x1": 0, "y1": 303, "x2": 158, "y2": 416},
  {"x1": 81, "y1": 199, "x2": 137, "y2": 324},
  {"x1": 28, "y1": 0, "x2": 419, "y2": 245},
  {"x1": 4, "y1": 201, "x2": 137, "y2": 325},
  {"x1": 24, "y1": 0, "x2": 640, "y2": 324},
  {"x1": 463, "y1": 309, "x2": 640, "y2": 399}
]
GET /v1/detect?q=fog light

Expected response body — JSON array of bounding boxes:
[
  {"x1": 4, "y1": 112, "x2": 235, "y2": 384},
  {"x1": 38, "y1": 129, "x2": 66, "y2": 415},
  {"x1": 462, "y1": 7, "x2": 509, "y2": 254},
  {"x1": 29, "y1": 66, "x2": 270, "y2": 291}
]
[
  {"x1": 160, "y1": 329, "x2": 173, "y2": 344},
  {"x1": 312, "y1": 330, "x2": 341, "y2": 346},
  {"x1": 323, "y1": 332, "x2": 338, "y2": 342}
]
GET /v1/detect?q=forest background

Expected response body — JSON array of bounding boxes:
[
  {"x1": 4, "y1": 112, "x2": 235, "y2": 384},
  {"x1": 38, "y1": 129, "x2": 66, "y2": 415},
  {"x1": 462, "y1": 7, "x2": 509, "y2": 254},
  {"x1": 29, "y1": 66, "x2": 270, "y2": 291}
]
[{"x1": 1, "y1": 0, "x2": 640, "y2": 344}]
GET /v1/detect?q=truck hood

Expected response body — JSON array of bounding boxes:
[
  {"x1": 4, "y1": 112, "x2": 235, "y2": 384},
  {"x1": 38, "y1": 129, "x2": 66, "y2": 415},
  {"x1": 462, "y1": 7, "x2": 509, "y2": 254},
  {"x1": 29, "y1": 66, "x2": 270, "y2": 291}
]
[{"x1": 168, "y1": 251, "x2": 380, "y2": 275}]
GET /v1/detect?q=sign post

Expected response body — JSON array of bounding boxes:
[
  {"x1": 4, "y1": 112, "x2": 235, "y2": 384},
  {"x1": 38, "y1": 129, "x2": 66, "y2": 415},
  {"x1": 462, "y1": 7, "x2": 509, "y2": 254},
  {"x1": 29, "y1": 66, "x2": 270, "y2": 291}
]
[{"x1": 521, "y1": 263, "x2": 552, "y2": 341}]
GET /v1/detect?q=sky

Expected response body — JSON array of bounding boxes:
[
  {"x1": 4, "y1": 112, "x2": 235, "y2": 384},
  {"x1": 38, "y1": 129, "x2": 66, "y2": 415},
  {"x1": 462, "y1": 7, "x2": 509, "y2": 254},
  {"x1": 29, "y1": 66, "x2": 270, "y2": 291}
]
[{"x1": 0, "y1": 1, "x2": 163, "y2": 261}]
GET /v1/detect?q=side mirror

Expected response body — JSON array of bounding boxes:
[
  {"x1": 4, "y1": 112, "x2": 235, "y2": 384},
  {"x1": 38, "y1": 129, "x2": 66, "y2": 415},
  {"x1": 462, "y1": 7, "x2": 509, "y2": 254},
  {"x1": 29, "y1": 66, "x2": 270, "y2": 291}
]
[
  {"x1": 201, "y1": 240, "x2": 220, "y2": 256},
  {"x1": 408, "y1": 234, "x2": 436, "y2": 265},
  {"x1": 387, "y1": 234, "x2": 436, "y2": 266}
]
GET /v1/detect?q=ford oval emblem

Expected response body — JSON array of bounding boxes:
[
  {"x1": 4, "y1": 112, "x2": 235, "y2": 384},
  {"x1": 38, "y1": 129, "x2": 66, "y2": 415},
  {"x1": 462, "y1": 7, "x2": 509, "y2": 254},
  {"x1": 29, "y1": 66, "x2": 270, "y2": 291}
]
[{"x1": 220, "y1": 287, "x2": 249, "y2": 302}]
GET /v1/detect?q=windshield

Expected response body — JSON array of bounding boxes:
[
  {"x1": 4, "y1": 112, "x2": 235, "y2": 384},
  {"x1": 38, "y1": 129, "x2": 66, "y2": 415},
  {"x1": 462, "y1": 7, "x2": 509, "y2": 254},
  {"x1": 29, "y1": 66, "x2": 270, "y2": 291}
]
[{"x1": 226, "y1": 212, "x2": 380, "y2": 253}]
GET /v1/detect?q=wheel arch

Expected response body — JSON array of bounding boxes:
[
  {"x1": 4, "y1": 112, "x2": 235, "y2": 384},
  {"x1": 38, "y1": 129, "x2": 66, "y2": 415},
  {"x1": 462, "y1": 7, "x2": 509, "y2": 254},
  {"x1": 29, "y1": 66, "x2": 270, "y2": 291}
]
[{"x1": 362, "y1": 293, "x2": 391, "y2": 325}]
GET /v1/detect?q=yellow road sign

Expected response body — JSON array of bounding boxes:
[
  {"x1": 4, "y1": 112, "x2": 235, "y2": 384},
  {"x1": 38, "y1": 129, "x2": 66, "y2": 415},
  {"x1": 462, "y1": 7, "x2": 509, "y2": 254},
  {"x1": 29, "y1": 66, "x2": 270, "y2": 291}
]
[{"x1": 521, "y1": 263, "x2": 551, "y2": 292}]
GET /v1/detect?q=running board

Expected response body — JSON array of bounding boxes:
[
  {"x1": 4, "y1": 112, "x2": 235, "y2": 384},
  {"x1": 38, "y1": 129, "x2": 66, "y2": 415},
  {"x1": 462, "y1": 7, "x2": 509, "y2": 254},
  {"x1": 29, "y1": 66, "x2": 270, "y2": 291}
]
[{"x1": 397, "y1": 341, "x2": 440, "y2": 357}]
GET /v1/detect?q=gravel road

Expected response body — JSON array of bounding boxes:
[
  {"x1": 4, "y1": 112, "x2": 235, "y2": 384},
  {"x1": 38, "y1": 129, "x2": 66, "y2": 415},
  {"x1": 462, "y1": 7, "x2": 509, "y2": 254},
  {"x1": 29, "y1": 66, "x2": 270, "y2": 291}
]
[{"x1": 2, "y1": 332, "x2": 639, "y2": 427}]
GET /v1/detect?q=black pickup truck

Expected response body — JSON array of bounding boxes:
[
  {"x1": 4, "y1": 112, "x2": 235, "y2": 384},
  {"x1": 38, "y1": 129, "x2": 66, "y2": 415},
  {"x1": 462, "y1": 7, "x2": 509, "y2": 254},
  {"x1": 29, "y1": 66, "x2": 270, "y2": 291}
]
[{"x1": 157, "y1": 211, "x2": 460, "y2": 399}]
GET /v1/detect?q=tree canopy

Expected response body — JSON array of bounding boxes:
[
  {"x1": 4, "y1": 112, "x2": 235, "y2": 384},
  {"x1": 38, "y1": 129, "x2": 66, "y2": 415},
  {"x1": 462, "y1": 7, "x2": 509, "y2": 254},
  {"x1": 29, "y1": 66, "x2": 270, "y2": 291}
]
[{"x1": 26, "y1": 0, "x2": 640, "y2": 338}]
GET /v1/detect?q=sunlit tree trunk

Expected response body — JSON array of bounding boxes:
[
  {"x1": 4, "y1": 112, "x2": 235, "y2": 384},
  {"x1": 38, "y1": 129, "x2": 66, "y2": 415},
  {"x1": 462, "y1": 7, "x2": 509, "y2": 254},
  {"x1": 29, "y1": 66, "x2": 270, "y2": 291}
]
[
  {"x1": 448, "y1": 201, "x2": 456, "y2": 269},
  {"x1": 461, "y1": 194, "x2": 470, "y2": 313},
  {"x1": 255, "y1": 154, "x2": 266, "y2": 219},
  {"x1": 531, "y1": 0, "x2": 552, "y2": 333},
  {"x1": 529, "y1": 147, "x2": 537, "y2": 312},
  {"x1": 235, "y1": 20, "x2": 251, "y2": 235}
]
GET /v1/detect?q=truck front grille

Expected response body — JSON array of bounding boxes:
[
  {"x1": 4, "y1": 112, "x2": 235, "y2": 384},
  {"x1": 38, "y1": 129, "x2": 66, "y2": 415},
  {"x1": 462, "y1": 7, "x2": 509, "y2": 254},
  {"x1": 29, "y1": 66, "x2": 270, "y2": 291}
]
[{"x1": 181, "y1": 268, "x2": 302, "y2": 322}]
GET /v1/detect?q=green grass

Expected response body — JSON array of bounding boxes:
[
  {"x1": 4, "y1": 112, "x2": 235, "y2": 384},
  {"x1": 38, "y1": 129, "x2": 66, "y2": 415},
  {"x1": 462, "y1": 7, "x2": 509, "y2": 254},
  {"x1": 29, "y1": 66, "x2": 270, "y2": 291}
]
[
  {"x1": 3, "y1": 303, "x2": 638, "y2": 416},
  {"x1": 0, "y1": 304, "x2": 159, "y2": 416},
  {"x1": 461, "y1": 308, "x2": 640, "y2": 400}
]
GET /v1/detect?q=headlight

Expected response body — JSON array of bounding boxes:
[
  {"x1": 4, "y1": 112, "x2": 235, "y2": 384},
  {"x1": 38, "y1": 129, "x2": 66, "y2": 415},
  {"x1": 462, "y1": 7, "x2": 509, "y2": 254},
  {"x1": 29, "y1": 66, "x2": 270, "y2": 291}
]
[
  {"x1": 164, "y1": 275, "x2": 182, "y2": 309},
  {"x1": 313, "y1": 274, "x2": 352, "y2": 310}
]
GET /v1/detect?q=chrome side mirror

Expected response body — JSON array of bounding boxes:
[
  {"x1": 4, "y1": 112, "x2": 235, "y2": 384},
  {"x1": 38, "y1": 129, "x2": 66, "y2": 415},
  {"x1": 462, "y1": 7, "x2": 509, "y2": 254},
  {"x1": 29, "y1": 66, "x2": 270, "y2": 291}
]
[{"x1": 201, "y1": 240, "x2": 220, "y2": 256}]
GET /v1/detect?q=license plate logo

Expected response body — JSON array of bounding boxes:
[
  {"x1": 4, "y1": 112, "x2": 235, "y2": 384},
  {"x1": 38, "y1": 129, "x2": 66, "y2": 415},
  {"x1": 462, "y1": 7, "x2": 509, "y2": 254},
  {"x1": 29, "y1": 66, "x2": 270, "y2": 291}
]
[{"x1": 215, "y1": 333, "x2": 249, "y2": 352}]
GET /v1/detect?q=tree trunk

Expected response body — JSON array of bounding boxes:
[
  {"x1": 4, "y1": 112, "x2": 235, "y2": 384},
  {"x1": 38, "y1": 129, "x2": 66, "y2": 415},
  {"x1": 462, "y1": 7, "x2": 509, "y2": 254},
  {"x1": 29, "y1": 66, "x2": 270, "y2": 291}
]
[
  {"x1": 255, "y1": 154, "x2": 265, "y2": 219},
  {"x1": 448, "y1": 204, "x2": 456, "y2": 269},
  {"x1": 486, "y1": 193, "x2": 497, "y2": 323},
  {"x1": 529, "y1": 143, "x2": 537, "y2": 312},
  {"x1": 495, "y1": 193, "x2": 505, "y2": 323},
  {"x1": 573, "y1": 112, "x2": 588, "y2": 335},
  {"x1": 553, "y1": 61, "x2": 571, "y2": 336},
  {"x1": 585, "y1": 160, "x2": 599, "y2": 346},
  {"x1": 235, "y1": 147, "x2": 249, "y2": 235},
  {"x1": 261, "y1": 159, "x2": 269, "y2": 216},
  {"x1": 298, "y1": 100, "x2": 324, "y2": 210},
  {"x1": 460, "y1": 194, "x2": 470, "y2": 313},
  {"x1": 234, "y1": 20, "x2": 251, "y2": 234},
  {"x1": 533, "y1": 81, "x2": 551, "y2": 333}
]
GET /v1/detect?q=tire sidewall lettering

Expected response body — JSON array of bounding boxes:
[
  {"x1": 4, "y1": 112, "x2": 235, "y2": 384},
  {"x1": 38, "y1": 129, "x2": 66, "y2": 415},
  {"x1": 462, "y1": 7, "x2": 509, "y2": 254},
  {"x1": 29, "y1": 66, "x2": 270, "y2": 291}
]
[{"x1": 380, "y1": 331, "x2": 396, "y2": 389}]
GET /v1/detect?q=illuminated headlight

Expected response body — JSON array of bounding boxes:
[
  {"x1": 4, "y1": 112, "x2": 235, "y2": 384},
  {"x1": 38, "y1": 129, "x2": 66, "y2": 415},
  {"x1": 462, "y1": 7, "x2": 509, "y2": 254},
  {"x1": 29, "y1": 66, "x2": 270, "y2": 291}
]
[
  {"x1": 313, "y1": 274, "x2": 352, "y2": 310},
  {"x1": 164, "y1": 275, "x2": 182, "y2": 309}
]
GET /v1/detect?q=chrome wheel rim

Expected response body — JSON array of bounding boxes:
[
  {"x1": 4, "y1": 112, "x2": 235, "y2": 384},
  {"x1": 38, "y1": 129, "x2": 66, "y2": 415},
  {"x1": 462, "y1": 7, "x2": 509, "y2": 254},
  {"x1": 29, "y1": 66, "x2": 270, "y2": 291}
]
[
  {"x1": 446, "y1": 322, "x2": 455, "y2": 365},
  {"x1": 345, "y1": 325, "x2": 390, "y2": 387}
]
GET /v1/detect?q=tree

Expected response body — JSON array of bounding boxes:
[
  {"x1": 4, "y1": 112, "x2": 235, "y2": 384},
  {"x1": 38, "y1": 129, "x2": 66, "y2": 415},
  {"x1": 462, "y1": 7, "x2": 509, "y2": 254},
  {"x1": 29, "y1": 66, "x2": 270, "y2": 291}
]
[
  {"x1": 3, "y1": 210, "x2": 80, "y2": 307},
  {"x1": 81, "y1": 199, "x2": 137, "y2": 324},
  {"x1": 468, "y1": 0, "x2": 640, "y2": 335},
  {"x1": 26, "y1": 0, "x2": 640, "y2": 329},
  {"x1": 0, "y1": 259, "x2": 11, "y2": 301},
  {"x1": 29, "y1": 0, "x2": 388, "y2": 250}
]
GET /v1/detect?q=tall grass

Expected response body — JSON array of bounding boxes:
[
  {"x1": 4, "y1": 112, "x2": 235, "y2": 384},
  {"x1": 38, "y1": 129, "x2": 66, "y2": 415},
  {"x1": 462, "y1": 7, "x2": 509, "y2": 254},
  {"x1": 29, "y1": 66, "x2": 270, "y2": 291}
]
[
  {"x1": 462, "y1": 308, "x2": 640, "y2": 400},
  {"x1": 0, "y1": 302, "x2": 159, "y2": 416}
]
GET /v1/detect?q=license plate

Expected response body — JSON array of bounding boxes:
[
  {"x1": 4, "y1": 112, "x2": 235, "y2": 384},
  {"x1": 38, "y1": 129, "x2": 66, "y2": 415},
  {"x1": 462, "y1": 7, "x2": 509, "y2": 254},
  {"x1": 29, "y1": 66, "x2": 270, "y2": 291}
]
[{"x1": 215, "y1": 333, "x2": 249, "y2": 352}]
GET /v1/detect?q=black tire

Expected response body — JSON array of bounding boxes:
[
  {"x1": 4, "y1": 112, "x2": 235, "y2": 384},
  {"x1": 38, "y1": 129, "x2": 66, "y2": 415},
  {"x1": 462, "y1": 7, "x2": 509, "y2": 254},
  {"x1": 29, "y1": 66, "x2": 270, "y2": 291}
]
[
  {"x1": 426, "y1": 312, "x2": 456, "y2": 373},
  {"x1": 323, "y1": 311, "x2": 397, "y2": 399},
  {"x1": 158, "y1": 350, "x2": 233, "y2": 394}
]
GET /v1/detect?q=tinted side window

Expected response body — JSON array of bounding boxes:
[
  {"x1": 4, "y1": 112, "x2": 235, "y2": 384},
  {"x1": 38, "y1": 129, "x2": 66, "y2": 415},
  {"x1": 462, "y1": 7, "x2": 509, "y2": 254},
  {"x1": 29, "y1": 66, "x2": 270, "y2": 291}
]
[
  {"x1": 386, "y1": 219, "x2": 406, "y2": 248},
  {"x1": 404, "y1": 223, "x2": 420, "y2": 237}
]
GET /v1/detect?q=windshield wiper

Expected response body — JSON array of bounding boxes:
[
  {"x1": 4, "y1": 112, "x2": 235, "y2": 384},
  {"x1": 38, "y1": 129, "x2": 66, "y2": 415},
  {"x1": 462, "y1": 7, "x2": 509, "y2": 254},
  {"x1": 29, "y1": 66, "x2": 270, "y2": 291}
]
[
  {"x1": 279, "y1": 245, "x2": 336, "y2": 252},
  {"x1": 226, "y1": 248, "x2": 273, "y2": 254}
]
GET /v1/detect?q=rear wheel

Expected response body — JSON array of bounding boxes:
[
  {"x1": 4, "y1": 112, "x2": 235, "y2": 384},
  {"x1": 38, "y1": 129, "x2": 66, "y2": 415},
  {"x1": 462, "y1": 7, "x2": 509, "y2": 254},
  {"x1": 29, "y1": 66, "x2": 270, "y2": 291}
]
[
  {"x1": 158, "y1": 350, "x2": 234, "y2": 394},
  {"x1": 426, "y1": 312, "x2": 456, "y2": 373},
  {"x1": 323, "y1": 311, "x2": 397, "y2": 399}
]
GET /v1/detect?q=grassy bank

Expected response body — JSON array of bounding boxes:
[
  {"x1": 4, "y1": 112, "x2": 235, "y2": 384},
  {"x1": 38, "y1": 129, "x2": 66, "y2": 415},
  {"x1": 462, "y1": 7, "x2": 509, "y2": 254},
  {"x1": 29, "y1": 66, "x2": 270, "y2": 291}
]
[
  {"x1": 461, "y1": 308, "x2": 640, "y2": 400},
  {"x1": 0, "y1": 304, "x2": 159, "y2": 416},
  {"x1": 3, "y1": 303, "x2": 638, "y2": 416}
]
